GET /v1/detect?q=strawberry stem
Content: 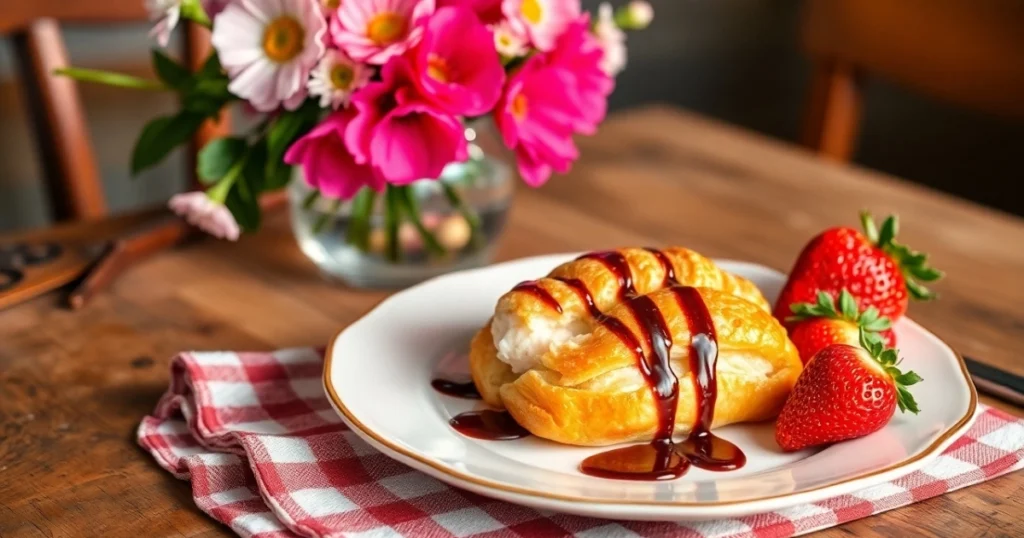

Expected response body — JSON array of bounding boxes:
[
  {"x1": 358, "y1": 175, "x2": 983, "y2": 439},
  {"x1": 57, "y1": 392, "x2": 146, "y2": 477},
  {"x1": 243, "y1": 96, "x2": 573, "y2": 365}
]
[
  {"x1": 858, "y1": 328, "x2": 922, "y2": 414},
  {"x1": 860, "y1": 211, "x2": 945, "y2": 302},
  {"x1": 788, "y1": 289, "x2": 892, "y2": 341}
]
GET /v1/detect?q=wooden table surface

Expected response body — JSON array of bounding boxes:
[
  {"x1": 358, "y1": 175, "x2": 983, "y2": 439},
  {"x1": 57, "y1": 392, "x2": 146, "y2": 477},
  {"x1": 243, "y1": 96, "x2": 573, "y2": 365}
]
[{"x1": 1, "y1": 106, "x2": 1022, "y2": 537}]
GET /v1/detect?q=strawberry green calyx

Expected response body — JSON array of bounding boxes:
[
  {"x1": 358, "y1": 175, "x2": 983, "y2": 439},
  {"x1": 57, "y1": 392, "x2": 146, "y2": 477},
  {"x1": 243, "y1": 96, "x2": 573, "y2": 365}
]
[
  {"x1": 788, "y1": 289, "x2": 892, "y2": 346},
  {"x1": 858, "y1": 328, "x2": 922, "y2": 414},
  {"x1": 860, "y1": 211, "x2": 944, "y2": 301}
]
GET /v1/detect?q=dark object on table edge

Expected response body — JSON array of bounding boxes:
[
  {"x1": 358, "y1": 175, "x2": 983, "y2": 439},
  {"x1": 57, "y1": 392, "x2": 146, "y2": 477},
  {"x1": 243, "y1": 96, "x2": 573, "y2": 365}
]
[
  {"x1": 964, "y1": 355, "x2": 1024, "y2": 407},
  {"x1": 0, "y1": 192, "x2": 286, "y2": 311}
]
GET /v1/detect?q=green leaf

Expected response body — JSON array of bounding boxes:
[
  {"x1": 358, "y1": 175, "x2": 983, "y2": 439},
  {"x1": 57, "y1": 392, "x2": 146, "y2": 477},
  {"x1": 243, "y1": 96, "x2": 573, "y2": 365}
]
[
  {"x1": 131, "y1": 112, "x2": 205, "y2": 175},
  {"x1": 912, "y1": 266, "x2": 945, "y2": 282},
  {"x1": 860, "y1": 211, "x2": 879, "y2": 243},
  {"x1": 895, "y1": 371, "x2": 923, "y2": 386},
  {"x1": 242, "y1": 138, "x2": 269, "y2": 194},
  {"x1": 152, "y1": 49, "x2": 191, "y2": 89},
  {"x1": 265, "y1": 102, "x2": 321, "y2": 188},
  {"x1": 200, "y1": 52, "x2": 223, "y2": 78},
  {"x1": 896, "y1": 386, "x2": 920, "y2": 414},
  {"x1": 54, "y1": 67, "x2": 166, "y2": 91},
  {"x1": 906, "y1": 279, "x2": 937, "y2": 301},
  {"x1": 877, "y1": 215, "x2": 898, "y2": 247},
  {"x1": 225, "y1": 172, "x2": 261, "y2": 232},
  {"x1": 838, "y1": 289, "x2": 857, "y2": 320},
  {"x1": 197, "y1": 137, "x2": 247, "y2": 184},
  {"x1": 862, "y1": 317, "x2": 892, "y2": 332}
]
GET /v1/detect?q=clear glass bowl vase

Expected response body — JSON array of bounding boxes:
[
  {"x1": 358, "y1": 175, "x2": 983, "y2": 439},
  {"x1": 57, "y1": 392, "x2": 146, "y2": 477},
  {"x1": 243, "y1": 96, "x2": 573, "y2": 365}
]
[{"x1": 288, "y1": 135, "x2": 514, "y2": 289}]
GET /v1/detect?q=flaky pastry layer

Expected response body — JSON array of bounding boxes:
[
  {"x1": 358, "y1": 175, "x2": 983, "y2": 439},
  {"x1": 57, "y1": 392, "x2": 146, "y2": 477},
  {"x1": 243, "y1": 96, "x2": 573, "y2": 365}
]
[{"x1": 467, "y1": 248, "x2": 801, "y2": 447}]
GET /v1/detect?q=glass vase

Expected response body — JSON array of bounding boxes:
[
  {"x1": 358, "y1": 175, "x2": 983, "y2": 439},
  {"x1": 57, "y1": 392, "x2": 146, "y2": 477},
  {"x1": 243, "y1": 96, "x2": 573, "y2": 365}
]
[{"x1": 288, "y1": 128, "x2": 514, "y2": 289}]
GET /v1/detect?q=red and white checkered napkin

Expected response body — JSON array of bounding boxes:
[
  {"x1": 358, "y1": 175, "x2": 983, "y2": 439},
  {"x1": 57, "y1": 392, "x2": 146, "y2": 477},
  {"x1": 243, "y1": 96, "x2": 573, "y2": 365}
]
[{"x1": 138, "y1": 348, "x2": 1024, "y2": 538}]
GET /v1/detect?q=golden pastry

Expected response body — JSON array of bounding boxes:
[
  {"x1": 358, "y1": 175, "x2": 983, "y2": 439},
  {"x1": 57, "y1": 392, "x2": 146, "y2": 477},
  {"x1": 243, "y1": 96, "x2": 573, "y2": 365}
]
[{"x1": 468, "y1": 247, "x2": 802, "y2": 447}]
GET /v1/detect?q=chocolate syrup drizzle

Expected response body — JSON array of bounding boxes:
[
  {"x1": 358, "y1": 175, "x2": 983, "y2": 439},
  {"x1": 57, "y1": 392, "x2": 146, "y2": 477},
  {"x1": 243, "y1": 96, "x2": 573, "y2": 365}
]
[
  {"x1": 431, "y1": 378, "x2": 482, "y2": 400},
  {"x1": 441, "y1": 249, "x2": 745, "y2": 479},
  {"x1": 450, "y1": 409, "x2": 530, "y2": 440}
]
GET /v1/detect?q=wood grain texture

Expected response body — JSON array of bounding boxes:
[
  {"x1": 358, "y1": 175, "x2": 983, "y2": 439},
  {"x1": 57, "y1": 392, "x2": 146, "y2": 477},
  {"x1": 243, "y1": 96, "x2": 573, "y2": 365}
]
[{"x1": 1, "y1": 106, "x2": 1021, "y2": 537}]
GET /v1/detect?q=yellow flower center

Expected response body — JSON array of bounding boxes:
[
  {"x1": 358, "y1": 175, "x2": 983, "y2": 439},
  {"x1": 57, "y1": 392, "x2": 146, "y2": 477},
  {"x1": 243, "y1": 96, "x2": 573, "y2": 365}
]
[
  {"x1": 522, "y1": 0, "x2": 543, "y2": 24},
  {"x1": 322, "y1": 0, "x2": 340, "y2": 9},
  {"x1": 262, "y1": 16, "x2": 305, "y2": 63},
  {"x1": 427, "y1": 54, "x2": 449, "y2": 83},
  {"x1": 329, "y1": 64, "x2": 355, "y2": 89},
  {"x1": 367, "y1": 12, "x2": 407, "y2": 46},
  {"x1": 510, "y1": 93, "x2": 528, "y2": 121}
]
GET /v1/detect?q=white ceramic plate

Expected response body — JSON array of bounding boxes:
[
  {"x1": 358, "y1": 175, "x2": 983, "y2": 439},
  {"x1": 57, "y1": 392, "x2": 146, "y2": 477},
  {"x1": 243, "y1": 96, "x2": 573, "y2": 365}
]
[{"x1": 325, "y1": 254, "x2": 977, "y2": 521}]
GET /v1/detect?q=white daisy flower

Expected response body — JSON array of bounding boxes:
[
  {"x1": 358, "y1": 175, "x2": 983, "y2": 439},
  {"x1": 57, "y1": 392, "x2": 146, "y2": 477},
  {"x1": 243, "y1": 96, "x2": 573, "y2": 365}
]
[
  {"x1": 594, "y1": 2, "x2": 627, "y2": 76},
  {"x1": 307, "y1": 50, "x2": 373, "y2": 109},
  {"x1": 492, "y1": 20, "x2": 528, "y2": 59},
  {"x1": 211, "y1": 0, "x2": 327, "y2": 112}
]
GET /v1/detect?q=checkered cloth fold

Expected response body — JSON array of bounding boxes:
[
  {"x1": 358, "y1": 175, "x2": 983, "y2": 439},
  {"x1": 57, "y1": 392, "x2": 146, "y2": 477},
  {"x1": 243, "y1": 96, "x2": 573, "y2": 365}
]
[{"x1": 138, "y1": 348, "x2": 1024, "y2": 538}]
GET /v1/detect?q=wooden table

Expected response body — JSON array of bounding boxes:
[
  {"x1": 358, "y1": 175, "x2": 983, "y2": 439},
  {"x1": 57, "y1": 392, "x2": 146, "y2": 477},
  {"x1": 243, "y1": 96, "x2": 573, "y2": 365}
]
[{"x1": 1, "y1": 106, "x2": 1022, "y2": 537}]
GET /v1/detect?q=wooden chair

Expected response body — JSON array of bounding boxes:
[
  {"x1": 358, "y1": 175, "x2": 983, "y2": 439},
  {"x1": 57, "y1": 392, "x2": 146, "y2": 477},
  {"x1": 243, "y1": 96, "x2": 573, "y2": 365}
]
[
  {"x1": 1, "y1": 1, "x2": 229, "y2": 222},
  {"x1": 800, "y1": 0, "x2": 1024, "y2": 161}
]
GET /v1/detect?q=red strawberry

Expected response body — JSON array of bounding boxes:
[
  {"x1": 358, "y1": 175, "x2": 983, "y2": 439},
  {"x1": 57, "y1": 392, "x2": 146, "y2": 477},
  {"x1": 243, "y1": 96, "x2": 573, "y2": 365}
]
[
  {"x1": 787, "y1": 289, "x2": 896, "y2": 364},
  {"x1": 774, "y1": 212, "x2": 943, "y2": 325},
  {"x1": 775, "y1": 338, "x2": 921, "y2": 452}
]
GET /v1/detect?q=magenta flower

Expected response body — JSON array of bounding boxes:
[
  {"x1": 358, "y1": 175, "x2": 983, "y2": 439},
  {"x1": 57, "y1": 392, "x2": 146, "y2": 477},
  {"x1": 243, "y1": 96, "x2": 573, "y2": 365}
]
[
  {"x1": 410, "y1": 6, "x2": 505, "y2": 116},
  {"x1": 437, "y1": 0, "x2": 504, "y2": 25},
  {"x1": 348, "y1": 58, "x2": 468, "y2": 185},
  {"x1": 546, "y1": 15, "x2": 614, "y2": 135},
  {"x1": 494, "y1": 55, "x2": 580, "y2": 187},
  {"x1": 284, "y1": 110, "x2": 382, "y2": 200},
  {"x1": 330, "y1": 0, "x2": 435, "y2": 65}
]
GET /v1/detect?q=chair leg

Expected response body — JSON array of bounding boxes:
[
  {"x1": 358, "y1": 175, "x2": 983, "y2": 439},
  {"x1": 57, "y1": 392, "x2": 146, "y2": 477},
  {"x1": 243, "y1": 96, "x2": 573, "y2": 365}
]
[
  {"x1": 801, "y1": 59, "x2": 863, "y2": 162},
  {"x1": 13, "y1": 18, "x2": 107, "y2": 221}
]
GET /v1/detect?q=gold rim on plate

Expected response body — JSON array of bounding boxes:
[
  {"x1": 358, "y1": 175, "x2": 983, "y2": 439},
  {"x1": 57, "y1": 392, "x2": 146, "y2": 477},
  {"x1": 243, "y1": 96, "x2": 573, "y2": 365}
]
[{"x1": 323, "y1": 313, "x2": 977, "y2": 508}]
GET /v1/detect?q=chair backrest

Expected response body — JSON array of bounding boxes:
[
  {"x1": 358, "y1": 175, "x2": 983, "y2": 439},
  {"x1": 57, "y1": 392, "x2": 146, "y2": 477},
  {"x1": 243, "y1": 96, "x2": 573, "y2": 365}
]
[
  {"x1": 799, "y1": 0, "x2": 1024, "y2": 161},
  {"x1": 1, "y1": 2, "x2": 228, "y2": 222}
]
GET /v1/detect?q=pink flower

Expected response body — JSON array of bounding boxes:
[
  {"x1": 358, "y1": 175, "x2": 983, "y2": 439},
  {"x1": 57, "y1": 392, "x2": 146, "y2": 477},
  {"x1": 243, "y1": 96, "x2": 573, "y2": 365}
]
[
  {"x1": 169, "y1": 192, "x2": 241, "y2": 241},
  {"x1": 437, "y1": 0, "x2": 504, "y2": 25},
  {"x1": 502, "y1": 0, "x2": 579, "y2": 51},
  {"x1": 495, "y1": 55, "x2": 580, "y2": 187},
  {"x1": 331, "y1": 0, "x2": 435, "y2": 65},
  {"x1": 546, "y1": 15, "x2": 613, "y2": 135},
  {"x1": 410, "y1": 6, "x2": 505, "y2": 116},
  {"x1": 347, "y1": 58, "x2": 468, "y2": 184},
  {"x1": 284, "y1": 110, "x2": 381, "y2": 200}
]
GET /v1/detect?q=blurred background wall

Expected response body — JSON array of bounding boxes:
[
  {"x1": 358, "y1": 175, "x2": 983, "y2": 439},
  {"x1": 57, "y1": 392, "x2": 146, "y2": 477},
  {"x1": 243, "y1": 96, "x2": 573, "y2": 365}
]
[{"x1": 1, "y1": 0, "x2": 1022, "y2": 231}]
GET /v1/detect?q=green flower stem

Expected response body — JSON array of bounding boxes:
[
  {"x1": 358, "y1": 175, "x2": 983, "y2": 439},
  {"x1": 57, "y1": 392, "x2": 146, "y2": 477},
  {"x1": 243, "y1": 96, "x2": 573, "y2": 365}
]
[
  {"x1": 312, "y1": 199, "x2": 341, "y2": 235},
  {"x1": 205, "y1": 159, "x2": 244, "y2": 203},
  {"x1": 345, "y1": 189, "x2": 376, "y2": 252},
  {"x1": 441, "y1": 182, "x2": 484, "y2": 249},
  {"x1": 54, "y1": 67, "x2": 167, "y2": 91},
  {"x1": 396, "y1": 186, "x2": 447, "y2": 258},
  {"x1": 301, "y1": 190, "x2": 320, "y2": 210},
  {"x1": 383, "y1": 187, "x2": 403, "y2": 262}
]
